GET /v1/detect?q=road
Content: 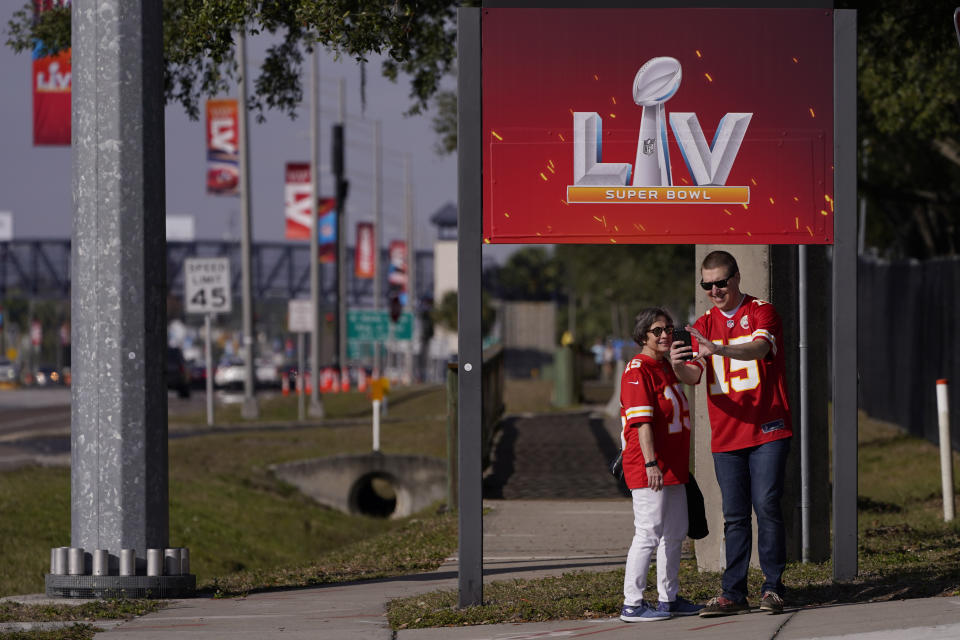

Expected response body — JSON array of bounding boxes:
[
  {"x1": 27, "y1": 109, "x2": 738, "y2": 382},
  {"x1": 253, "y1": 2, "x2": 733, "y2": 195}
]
[{"x1": 0, "y1": 387, "x2": 238, "y2": 470}]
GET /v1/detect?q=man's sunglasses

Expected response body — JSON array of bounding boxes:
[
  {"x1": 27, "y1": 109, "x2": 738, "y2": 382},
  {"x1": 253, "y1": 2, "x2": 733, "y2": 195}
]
[
  {"x1": 647, "y1": 326, "x2": 674, "y2": 337},
  {"x1": 699, "y1": 273, "x2": 737, "y2": 290}
]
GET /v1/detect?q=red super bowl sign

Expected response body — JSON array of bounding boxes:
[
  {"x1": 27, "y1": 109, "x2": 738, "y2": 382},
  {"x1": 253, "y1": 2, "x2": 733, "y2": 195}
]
[{"x1": 481, "y1": 8, "x2": 834, "y2": 245}]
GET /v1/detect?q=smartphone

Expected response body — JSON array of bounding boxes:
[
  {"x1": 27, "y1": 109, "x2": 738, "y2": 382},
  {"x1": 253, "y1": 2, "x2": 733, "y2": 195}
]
[{"x1": 672, "y1": 328, "x2": 693, "y2": 360}]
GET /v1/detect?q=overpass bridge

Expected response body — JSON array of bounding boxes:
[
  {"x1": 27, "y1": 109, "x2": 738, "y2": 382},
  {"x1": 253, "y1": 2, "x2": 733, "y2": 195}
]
[{"x1": 0, "y1": 240, "x2": 434, "y2": 305}]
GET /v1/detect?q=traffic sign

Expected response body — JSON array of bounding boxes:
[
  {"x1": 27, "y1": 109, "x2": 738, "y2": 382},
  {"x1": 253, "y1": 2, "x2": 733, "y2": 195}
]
[
  {"x1": 347, "y1": 309, "x2": 413, "y2": 341},
  {"x1": 184, "y1": 257, "x2": 232, "y2": 314},
  {"x1": 287, "y1": 299, "x2": 314, "y2": 333}
]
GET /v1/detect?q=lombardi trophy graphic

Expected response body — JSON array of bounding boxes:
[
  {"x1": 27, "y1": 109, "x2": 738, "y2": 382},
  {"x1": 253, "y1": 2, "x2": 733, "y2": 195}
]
[{"x1": 631, "y1": 57, "x2": 682, "y2": 186}]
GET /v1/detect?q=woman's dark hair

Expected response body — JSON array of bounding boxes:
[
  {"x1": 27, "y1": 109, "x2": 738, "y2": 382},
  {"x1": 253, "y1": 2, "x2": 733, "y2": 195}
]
[{"x1": 632, "y1": 307, "x2": 673, "y2": 347}]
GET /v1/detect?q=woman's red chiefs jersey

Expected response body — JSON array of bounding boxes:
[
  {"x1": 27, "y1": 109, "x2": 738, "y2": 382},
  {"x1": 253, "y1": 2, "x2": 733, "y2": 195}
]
[{"x1": 619, "y1": 353, "x2": 691, "y2": 489}]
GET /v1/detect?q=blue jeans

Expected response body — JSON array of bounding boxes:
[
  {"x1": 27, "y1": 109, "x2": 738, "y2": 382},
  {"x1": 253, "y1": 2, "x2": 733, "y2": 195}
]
[{"x1": 712, "y1": 437, "x2": 791, "y2": 602}]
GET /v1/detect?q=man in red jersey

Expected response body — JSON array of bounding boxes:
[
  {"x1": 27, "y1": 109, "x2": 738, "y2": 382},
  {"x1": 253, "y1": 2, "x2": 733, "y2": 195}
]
[
  {"x1": 671, "y1": 251, "x2": 792, "y2": 617},
  {"x1": 618, "y1": 307, "x2": 703, "y2": 622}
]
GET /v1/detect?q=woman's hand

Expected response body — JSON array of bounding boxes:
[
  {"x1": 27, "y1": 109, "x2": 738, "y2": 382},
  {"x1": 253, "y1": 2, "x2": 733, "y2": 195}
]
[
  {"x1": 647, "y1": 464, "x2": 664, "y2": 491},
  {"x1": 670, "y1": 340, "x2": 694, "y2": 366}
]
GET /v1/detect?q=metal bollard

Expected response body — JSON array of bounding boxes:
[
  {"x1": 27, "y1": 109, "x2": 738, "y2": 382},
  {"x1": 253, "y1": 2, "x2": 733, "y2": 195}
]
[
  {"x1": 51, "y1": 547, "x2": 68, "y2": 575},
  {"x1": 92, "y1": 550, "x2": 109, "y2": 576},
  {"x1": 180, "y1": 548, "x2": 190, "y2": 575},
  {"x1": 67, "y1": 548, "x2": 85, "y2": 575},
  {"x1": 146, "y1": 549, "x2": 163, "y2": 576},
  {"x1": 119, "y1": 549, "x2": 136, "y2": 576},
  {"x1": 164, "y1": 548, "x2": 181, "y2": 576}
]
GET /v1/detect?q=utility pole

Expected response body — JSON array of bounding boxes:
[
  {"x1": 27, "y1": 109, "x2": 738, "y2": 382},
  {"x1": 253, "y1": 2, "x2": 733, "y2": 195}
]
[
  {"x1": 373, "y1": 120, "x2": 383, "y2": 377},
  {"x1": 333, "y1": 78, "x2": 348, "y2": 378},
  {"x1": 237, "y1": 30, "x2": 259, "y2": 419},
  {"x1": 309, "y1": 49, "x2": 324, "y2": 417},
  {"x1": 403, "y1": 154, "x2": 415, "y2": 384}
]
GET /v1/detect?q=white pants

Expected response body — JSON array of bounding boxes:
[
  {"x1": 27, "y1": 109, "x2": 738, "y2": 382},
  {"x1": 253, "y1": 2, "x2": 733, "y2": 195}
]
[{"x1": 623, "y1": 483, "x2": 688, "y2": 606}]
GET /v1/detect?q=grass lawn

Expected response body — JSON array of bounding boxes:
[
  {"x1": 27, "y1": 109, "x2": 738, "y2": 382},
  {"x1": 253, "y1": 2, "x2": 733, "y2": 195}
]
[
  {"x1": 8, "y1": 378, "x2": 958, "y2": 634},
  {"x1": 386, "y1": 410, "x2": 960, "y2": 629},
  {"x1": 0, "y1": 385, "x2": 455, "y2": 601}
]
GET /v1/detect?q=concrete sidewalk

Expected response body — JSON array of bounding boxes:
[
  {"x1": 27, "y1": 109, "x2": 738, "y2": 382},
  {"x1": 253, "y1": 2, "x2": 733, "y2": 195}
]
[{"x1": 6, "y1": 498, "x2": 951, "y2": 639}]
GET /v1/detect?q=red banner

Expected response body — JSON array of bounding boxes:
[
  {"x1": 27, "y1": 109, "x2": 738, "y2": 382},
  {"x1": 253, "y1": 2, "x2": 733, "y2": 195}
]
[
  {"x1": 482, "y1": 8, "x2": 834, "y2": 245},
  {"x1": 32, "y1": 0, "x2": 71, "y2": 147},
  {"x1": 206, "y1": 99, "x2": 239, "y2": 195},
  {"x1": 387, "y1": 241, "x2": 407, "y2": 290},
  {"x1": 284, "y1": 162, "x2": 312, "y2": 239},
  {"x1": 355, "y1": 222, "x2": 375, "y2": 279},
  {"x1": 318, "y1": 199, "x2": 337, "y2": 263}
]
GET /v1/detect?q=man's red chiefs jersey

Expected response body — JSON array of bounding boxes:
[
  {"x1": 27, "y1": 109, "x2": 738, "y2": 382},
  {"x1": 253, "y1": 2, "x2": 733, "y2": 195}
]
[
  {"x1": 691, "y1": 294, "x2": 793, "y2": 453},
  {"x1": 619, "y1": 353, "x2": 691, "y2": 489}
]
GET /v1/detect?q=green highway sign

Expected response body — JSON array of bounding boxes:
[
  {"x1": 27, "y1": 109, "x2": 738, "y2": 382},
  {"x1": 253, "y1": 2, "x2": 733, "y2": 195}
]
[{"x1": 347, "y1": 309, "x2": 413, "y2": 341}]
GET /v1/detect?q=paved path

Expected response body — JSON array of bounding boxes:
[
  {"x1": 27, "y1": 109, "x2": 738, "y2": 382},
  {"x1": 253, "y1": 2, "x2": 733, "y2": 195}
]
[{"x1": 483, "y1": 411, "x2": 626, "y2": 500}]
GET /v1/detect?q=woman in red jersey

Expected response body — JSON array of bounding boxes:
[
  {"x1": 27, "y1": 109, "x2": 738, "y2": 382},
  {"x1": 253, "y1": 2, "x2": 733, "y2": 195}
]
[{"x1": 618, "y1": 307, "x2": 703, "y2": 622}]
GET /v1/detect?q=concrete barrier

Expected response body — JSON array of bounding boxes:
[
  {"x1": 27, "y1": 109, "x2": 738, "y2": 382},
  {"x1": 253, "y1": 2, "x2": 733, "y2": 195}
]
[{"x1": 268, "y1": 453, "x2": 447, "y2": 519}]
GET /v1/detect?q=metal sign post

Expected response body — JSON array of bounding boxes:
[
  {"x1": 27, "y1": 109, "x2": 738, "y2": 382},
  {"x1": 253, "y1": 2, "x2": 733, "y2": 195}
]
[
  {"x1": 185, "y1": 257, "x2": 233, "y2": 427},
  {"x1": 288, "y1": 298, "x2": 315, "y2": 422},
  {"x1": 204, "y1": 314, "x2": 214, "y2": 425}
]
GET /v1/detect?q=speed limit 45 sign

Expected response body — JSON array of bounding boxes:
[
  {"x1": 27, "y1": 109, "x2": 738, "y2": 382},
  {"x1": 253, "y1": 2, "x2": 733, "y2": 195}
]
[{"x1": 184, "y1": 257, "x2": 232, "y2": 314}]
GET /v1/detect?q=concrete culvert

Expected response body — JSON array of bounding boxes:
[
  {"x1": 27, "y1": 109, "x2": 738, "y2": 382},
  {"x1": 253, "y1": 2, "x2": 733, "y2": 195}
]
[
  {"x1": 350, "y1": 472, "x2": 401, "y2": 518},
  {"x1": 268, "y1": 454, "x2": 446, "y2": 518}
]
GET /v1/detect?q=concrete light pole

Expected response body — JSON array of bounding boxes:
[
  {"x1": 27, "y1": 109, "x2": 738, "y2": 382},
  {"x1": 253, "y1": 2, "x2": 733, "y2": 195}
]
[{"x1": 237, "y1": 29, "x2": 259, "y2": 420}]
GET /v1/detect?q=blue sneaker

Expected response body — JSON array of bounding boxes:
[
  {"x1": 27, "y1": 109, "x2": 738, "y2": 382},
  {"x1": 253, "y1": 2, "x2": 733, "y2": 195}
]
[
  {"x1": 620, "y1": 601, "x2": 671, "y2": 622},
  {"x1": 658, "y1": 596, "x2": 705, "y2": 616}
]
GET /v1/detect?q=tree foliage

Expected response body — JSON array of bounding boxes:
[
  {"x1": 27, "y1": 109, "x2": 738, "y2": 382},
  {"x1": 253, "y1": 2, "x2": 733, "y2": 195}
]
[
  {"x1": 487, "y1": 245, "x2": 693, "y2": 346},
  {"x1": 488, "y1": 247, "x2": 561, "y2": 301},
  {"x1": 431, "y1": 290, "x2": 495, "y2": 338},
  {"x1": 842, "y1": 0, "x2": 960, "y2": 257},
  {"x1": 6, "y1": 0, "x2": 459, "y2": 121}
]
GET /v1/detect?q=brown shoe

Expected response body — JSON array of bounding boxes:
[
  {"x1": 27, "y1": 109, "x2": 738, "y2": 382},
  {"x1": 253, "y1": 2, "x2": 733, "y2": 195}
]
[
  {"x1": 698, "y1": 596, "x2": 751, "y2": 617},
  {"x1": 760, "y1": 591, "x2": 784, "y2": 614}
]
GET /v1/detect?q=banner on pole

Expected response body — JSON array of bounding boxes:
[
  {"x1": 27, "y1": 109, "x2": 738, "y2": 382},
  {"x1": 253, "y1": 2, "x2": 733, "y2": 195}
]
[
  {"x1": 387, "y1": 241, "x2": 408, "y2": 290},
  {"x1": 32, "y1": 1, "x2": 71, "y2": 146},
  {"x1": 318, "y1": 199, "x2": 337, "y2": 263},
  {"x1": 206, "y1": 99, "x2": 239, "y2": 195},
  {"x1": 284, "y1": 162, "x2": 312, "y2": 239},
  {"x1": 355, "y1": 222, "x2": 375, "y2": 279}
]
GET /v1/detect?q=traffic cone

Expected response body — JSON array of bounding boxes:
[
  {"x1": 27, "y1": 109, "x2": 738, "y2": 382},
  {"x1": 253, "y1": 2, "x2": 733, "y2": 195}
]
[
  {"x1": 281, "y1": 371, "x2": 290, "y2": 396},
  {"x1": 321, "y1": 367, "x2": 333, "y2": 393},
  {"x1": 341, "y1": 368, "x2": 351, "y2": 392},
  {"x1": 357, "y1": 368, "x2": 368, "y2": 393},
  {"x1": 304, "y1": 371, "x2": 312, "y2": 395},
  {"x1": 331, "y1": 368, "x2": 340, "y2": 393}
]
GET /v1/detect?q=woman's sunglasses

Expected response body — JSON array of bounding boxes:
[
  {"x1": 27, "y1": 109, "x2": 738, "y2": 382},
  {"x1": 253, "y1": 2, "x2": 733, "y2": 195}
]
[{"x1": 647, "y1": 326, "x2": 674, "y2": 337}]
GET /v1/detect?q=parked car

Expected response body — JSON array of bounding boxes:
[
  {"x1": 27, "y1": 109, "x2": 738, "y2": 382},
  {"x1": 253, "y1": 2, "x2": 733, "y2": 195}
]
[
  {"x1": 254, "y1": 358, "x2": 280, "y2": 389},
  {"x1": 215, "y1": 358, "x2": 281, "y2": 390},
  {"x1": 166, "y1": 347, "x2": 191, "y2": 398},
  {"x1": 213, "y1": 357, "x2": 245, "y2": 389},
  {"x1": 0, "y1": 359, "x2": 19, "y2": 387},
  {"x1": 34, "y1": 364, "x2": 62, "y2": 386},
  {"x1": 187, "y1": 359, "x2": 209, "y2": 390}
]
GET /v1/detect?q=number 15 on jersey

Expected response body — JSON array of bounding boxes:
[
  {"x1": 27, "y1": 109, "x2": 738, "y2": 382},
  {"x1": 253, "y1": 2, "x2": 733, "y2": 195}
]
[{"x1": 184, "y1": 257, "x2": 233, "y2": 315}]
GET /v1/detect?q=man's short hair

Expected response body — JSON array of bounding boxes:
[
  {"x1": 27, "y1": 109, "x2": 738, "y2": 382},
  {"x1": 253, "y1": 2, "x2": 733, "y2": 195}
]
[
  {"x1": 701, "y1": 250, "x2": 739, "y2": 277},
  {"x1": 632, "y1": 307, "x2": 673, "y2": 347}
]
